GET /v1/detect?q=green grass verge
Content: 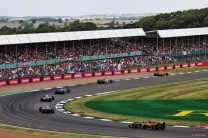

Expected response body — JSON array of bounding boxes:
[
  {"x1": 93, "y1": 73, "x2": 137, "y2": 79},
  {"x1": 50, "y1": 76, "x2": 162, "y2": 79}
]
[
  {"x1": 65, "y1": 78, "x2": 208, "y2": 126},
  {"x1": 0, "y1": 124, "x2": 112, "y2": 138}
]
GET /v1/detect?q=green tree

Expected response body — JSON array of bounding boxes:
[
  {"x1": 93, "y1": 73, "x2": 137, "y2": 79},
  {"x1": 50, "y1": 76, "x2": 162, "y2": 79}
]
[{"x1": 58, "y1": 18, "x2": 63, "y2": 24}]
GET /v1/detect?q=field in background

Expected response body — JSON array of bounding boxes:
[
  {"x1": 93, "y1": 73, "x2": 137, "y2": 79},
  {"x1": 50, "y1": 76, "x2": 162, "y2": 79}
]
[{"x1": 0, "y1": 19, "x2": 137, "y2": 29}]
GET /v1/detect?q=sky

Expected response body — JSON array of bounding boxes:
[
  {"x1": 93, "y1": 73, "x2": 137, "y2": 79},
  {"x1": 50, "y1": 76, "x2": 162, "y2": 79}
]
[{"x1": 0, "y1": 0, "x2": 208, "y2": 17}]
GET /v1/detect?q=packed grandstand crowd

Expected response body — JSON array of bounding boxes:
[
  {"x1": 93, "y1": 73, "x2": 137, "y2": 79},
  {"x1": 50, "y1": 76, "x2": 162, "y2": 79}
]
[{"x1": 0, "y1": 38, "x2": 207, "y2": 80}]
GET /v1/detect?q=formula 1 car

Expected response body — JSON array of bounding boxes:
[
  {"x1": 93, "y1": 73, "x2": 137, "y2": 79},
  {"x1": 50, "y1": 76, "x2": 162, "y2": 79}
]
[
  {"x1": 128, "y1": 121, "x2": 166, "y2": 130},
  {"x1": 55, "y1": 88, "x2": 70, "y2": 94},
  {"x1": 40, "y1": 95, "x2": 55, "y2": 102},
  {"x1": 39, "y1": 106, "x2": 54, "y2": 114},
  {"x1": 97, "y1": 79, "x2": 113, "y2": 84},
  {"x1": 153, "y1": 73, "x2": 169, "y2": 77}
]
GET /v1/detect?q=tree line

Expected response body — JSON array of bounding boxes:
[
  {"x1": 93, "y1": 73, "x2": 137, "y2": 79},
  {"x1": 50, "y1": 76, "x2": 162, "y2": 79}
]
[{"x1": 0, "y1": 8, "x2": 207, "y2": 35}]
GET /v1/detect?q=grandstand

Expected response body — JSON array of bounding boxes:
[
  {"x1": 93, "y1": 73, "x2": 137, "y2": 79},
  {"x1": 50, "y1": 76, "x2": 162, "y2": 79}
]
[{"x1": 0, "y1": 27, "x2": 207, "y2": 85}]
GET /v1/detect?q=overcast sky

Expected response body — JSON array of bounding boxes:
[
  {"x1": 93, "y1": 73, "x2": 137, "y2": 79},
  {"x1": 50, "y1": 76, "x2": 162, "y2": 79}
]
[{"x1": 1, "y1": 0, "x2": 208, "y2": 16}]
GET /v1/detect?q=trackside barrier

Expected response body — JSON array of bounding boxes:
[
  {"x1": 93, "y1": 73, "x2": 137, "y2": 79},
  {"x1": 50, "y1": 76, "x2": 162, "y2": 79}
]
[
  {"x1": 94, "y1": 72, "x2": 102, "y2": 76},
  {"x1": 114, "y1": 70, "x2": 122, "y2": 75},
  {"x1": 140, "y1": 68, "x2": 147, "y2": 72},
  {"x1": 197, "y1": 62, "x2": 203, "y2": 66},
  {"x1": 74, "y1": 73, "x2": 82, "y2": 78},
  {"x1": 64, "y1": 74, "x2": 72, "y2": 79},
  {"x1": 157, "y1": 66, "x2": 165, "y2": 71},
  {"x1": 123, "y1": 70, "x2": 129, "y2": 74},
  {"x1": 104, "y1": 71, "x2": 112, "y2": 76},
  {"x1": 130, "y1": 68, "x2": 138, "y2": 73},
  {"x1": 189, "y1": 63, "x2": 196, "y2": 67},
  {"x1": 32, "y1": 77, "x2": 41, "y2": 82},
  {"x1": 84, "y1": 72, "x2": 93, "y2": 77},
  {"x1": 21, "y1": 78, "x2": 30, "y2": 84},
  {"x1": 9, "y1": 79, "x2": 18, "y2": 85},
  {"x1": 43, "y1": 76, "x2": 51, "y2": 81},
  {"x1": 182, "y1": 63, "x2": 189, "y2": 68},
  {"x1": 175, "y1": 64, "x2": 181, "y2": 69},
  {"x1": 149, "y1": 67, "x2": 156, "y2": 72},
  {"x1": 0, "y1": 81, "x2": 7, "y2": 86},
  {"x1": 201, "y1": 61, "x2": 208, "y2": 66},
  {"x1": 53, "y1": 75, "x2": 62, "y2": 80},
  {"x1": 1, "y1": 62, "x2": 207, "y2": 86},
  {"x1": 166, "y1": 65, "x2": 174, "y2": 70}
]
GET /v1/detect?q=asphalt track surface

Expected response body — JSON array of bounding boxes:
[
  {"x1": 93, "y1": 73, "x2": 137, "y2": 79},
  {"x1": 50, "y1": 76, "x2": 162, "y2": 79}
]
[{"x1": 0, "y1": 71, "x2": 208, "y2": 138}]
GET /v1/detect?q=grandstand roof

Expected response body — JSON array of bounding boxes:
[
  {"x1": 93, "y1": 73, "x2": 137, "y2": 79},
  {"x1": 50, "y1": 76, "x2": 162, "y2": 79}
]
[
  {"x1": 157, "y1": 27, "x2": 208, "y2": 38},
  {"x1": 0, "y1": 28, "x2": 145, "y2": 45}
]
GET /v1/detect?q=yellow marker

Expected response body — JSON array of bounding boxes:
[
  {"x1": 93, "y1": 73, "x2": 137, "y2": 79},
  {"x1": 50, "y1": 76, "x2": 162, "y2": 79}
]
[
  {"x1": 194, "y1": 112, "x2": 208, "y2": 117},
  {"x1": 173, "y1": 111, "x2": 193, "y2": 116}
]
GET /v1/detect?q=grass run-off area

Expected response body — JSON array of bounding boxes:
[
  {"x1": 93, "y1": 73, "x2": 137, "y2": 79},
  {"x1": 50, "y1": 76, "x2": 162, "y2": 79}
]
[
  {"x1": 65, "y1": 78, "x2": 208, "y2": 126},
  {"x1": 0, "y1": 124, "x2": 112, "y2": 138}
]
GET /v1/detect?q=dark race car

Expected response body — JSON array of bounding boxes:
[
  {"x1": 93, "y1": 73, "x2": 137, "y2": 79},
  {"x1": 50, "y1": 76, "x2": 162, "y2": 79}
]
[
  {"x1": 153, "y1": 73, "x2": 169, "y2": 77},
  {"x1": 97, "y1": 79, "x2": 113, "y2": 84},
  {"x1": 129, "y1": 121, "x2": 166, "y2": 130},
  {"x1": 39, "y1": 106, "x2": 54, "y2": 114},
  {"x1": 40, "y1": 95, "x2": 55, "y2": 102},
  {"x1": 55, "y1": 88, "x2": 70, "y2": 94}
]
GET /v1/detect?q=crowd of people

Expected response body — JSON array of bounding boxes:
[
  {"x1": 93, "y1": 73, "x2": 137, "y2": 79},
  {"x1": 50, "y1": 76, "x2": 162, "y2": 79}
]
[{"x1": 0, "y1": 36, "x2": 207, "y2": 80}]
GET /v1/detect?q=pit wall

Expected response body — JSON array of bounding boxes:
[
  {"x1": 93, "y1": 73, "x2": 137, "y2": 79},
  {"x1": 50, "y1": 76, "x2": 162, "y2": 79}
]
[{"x1": 0, "y1": 62, "x2": 206, "y2": 86}]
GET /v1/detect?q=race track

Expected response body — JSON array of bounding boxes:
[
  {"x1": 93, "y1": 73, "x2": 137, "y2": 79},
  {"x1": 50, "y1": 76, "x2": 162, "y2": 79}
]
[{"x1": 0, "y1": 71, "x2": 208, "y2": 138}]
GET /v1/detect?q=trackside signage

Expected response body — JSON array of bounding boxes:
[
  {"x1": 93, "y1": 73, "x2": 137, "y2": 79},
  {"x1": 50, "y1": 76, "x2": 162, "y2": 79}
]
[
  {"x1": 197, "y1": 62, "x2": 203, "y2": 66},
  {"x1": 9, "y1": 80, "x2": 18, "y2": 85},
  {"x1": 167, "y1": 65, "x2": 173, "y2": 70},
  {"x1": 114, "y1": 70, "x2": 122, "y2": 75},
  {"x1": 32, "y1": 77, "x2": 40, "y2": 82},
  {"x1": 124, "y1": 70, "x2": 129, "y2": 74},
  {"x1": 182, "y1": 64, "x2": 188, "y2": 68},
  {"x1": 104, "y1": 71, "x2": 112, "y2": 76},
  {"x1": 94, "y1": 72, "x2": 102, "y2": 76},
  {"x1": 74, "y1": 73, "x2": 82, "y2": 78},
  {"x1": 175, "y1": 64, "x2": 181, "y2": 69},
  {"x1": 54, "y1": 75, "x2": 62, "y2": 80},
  {"x1": 84, "y1": 72, "x2": 92, "y2": 77},
  {"x1": 21, "y1": 78, "x2": 29, "y2": 84},
  {"x1": 130, "y1": 69, "x2": 138, "y2": 73},
  {"x1": 0, "y1": 81, "x2": 7, "y2": 86},
  {"x1": 140, "y1": 68, "x2": 147, "y2": 72},
  {"x1": 190, "y1": 63, "x2": 196, "y2": 67},
  {"x1": 43, "y1": 76, "x2": 51, "y2": 81},
  {"x1": 149, "y1": 67, "x2": 156, "y2": 72},
  {"x1": 158, "y1": 66, "x2": 165, "y2": 71},
  {"x1": 64, "y1": 74, "x2": 72, "y2": 79}
]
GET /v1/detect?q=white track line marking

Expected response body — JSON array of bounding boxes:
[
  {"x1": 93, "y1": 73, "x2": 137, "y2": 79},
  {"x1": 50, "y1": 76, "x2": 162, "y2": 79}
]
[
  {"x1": 43, "y1": 88, "x2": 52, "y2": 90},
  {"x1": 56, "y1": 103, "x2": 64, "y2": 106},
  {"x1": 84, "y1": 95, "x2": 93, "y2": 97},
  {"x1": 203, "y1": 70, "x2": 207, "y2": 71},
  {"x1": 187, "y1": 72, "x2": 192, "y2": 73},
  {"x1": 172, "y1": 125, "x2": 190, "y2": 128},
  {"x1": 179, "y1": 73, "x2": 184, "y2": 74},
  {"x1": 74, "y1": 97, "x2": 82, "y2": 99},
  {"x1": 59, "y1": 101, "x2": 67, "y2": 104},
  {"x1": 83, "y1": 116, "x2": 94, "y2": 119},
  {"x1": 119, "y1": 121, "x2": 133, "y2": 124},
  {"x1": 67, "y1": 99, "x2": 74, "y2": 101},
  {"x1": 98, "y1": 119, "x2": 112, "y2": 122},
  {"x1": 71, "y1": 114, "x2": 81, "y2": 117},
  {"x1": 195, "y1": 70, "x2": 200, "y2": 72}
]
